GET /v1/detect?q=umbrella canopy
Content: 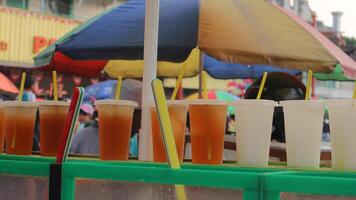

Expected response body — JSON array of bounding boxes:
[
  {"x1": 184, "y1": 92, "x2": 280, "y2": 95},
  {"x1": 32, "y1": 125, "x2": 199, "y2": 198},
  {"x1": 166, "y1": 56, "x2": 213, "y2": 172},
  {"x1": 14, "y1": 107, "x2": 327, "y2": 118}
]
[
  {"x1": 34, "y1": 0, "x2": 356, "y2": 77},
  {"x1": 186, "y1": 90, "x2": 239, "y2": 115},
  {"x1": 204, "y1": 55, "x2": 301, "y2": 79},
  {"x1": 314, "y1": 64, "x2": 352, "y2": 81},
  {"x1": 0, "y1": 73, "x2": 19, "y2": 94}
]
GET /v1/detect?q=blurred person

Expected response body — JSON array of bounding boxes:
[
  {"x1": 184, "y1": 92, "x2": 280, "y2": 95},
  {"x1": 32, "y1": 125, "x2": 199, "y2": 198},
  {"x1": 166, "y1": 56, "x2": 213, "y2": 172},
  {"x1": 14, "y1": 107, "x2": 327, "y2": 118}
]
[{"x1": 74, "y1": 103, "x2": 94, "y2": 133}]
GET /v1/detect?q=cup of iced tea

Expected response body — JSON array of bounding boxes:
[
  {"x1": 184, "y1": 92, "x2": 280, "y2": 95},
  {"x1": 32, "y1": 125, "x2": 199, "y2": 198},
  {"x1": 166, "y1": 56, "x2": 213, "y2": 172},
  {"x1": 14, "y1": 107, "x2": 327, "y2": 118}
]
[
  {"x1": 0, "y1": 102, "x2": 6, "y2": 153},
  {"x1": 233, "y1": 100, "x2": 276, "y2": 167},
  {"x1": 96, "y1": 100, "x2": 137, "y2": 161},
  {"x1": 39, "y1": 101, "x2": 69, "y2": 156},
  {"x1": 188, "y1": 100, "x2": 227, "y2": 164},
  {"x1": 151, "y1": 100, "x2": 188, "y2": 162},
  {"x1": 5, "y1": 101, "x2": 38, "y2": 155},
  {"x1": 325, "y1": 99, "x2": 356, "y2": 170},
  {"x1": 280, "y1": 100, "x2": 324, "y2": 169}
]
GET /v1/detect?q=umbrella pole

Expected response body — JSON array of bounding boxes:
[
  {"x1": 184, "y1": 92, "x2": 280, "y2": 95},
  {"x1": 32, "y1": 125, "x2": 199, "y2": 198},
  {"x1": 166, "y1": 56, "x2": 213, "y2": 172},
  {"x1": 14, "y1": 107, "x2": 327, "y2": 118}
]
[
  {"x1": 139, "y1": 0, "x2": 160, "y2": 161},
  {"x1": 198, "y1": 51, "x2": 203, "y2": 99}
]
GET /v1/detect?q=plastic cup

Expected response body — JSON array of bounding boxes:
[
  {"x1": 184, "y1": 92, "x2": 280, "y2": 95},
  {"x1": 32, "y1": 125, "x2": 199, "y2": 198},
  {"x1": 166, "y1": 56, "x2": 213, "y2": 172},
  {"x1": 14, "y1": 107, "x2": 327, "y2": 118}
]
[
  {"x1": 39, "y1": 101, "x2": 69, "y2": 156},
  {"x1": 280, "y1": 100, "x2": 324, "y2": 168},
  {"x1": 4, "y1": 101, "x2": 38, "y2": 155},
  {"x1": 151, "y1": 100, "x2": 188, "y2": 162},
  {"x1": 233, "y1": 100, "x2": 276, "y2": 167},
  {"x1": 188, "y1": 100, "x2": 228, "y2": 164},
  {"x1": 325, "y1": 99, "x2": 356, "y2": 170},
  {"x1": 96, "y1": 100, "x2": 137, "y2": 161},
  {"x1": 0, "y1": 102, "x2": 6, "y2": 153}
]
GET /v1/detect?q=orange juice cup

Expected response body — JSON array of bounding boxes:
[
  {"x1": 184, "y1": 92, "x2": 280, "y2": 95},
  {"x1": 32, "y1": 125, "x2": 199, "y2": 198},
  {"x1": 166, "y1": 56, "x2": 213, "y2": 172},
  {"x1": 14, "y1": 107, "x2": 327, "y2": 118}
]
[
  {"x1": 151, "y1": 100, "x2": 188, "y2": 162},
  {"x1": 5, "y1": 101, "x2": 38, "y2": 155},
  {"x1": 39, "y1": 101, "x2": 69, "y2": 156},
  {"x1": 188, "y1": 100, "x2": 228, "y2": 164},
  {"x1": 0, "y1": 102, "x2": 6, "y2": 153},
  {"x1": 96, "y1": 100, "x2": 137, "y2": 161}
]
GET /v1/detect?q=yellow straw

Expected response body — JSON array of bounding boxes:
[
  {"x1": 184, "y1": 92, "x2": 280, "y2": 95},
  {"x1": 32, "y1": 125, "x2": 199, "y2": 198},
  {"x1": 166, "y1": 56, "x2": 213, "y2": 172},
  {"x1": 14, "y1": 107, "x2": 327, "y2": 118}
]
[
  {"x1": 257, "y1": 72, "x2": 268, "y2": 100},
  {"x1": 305, "y1": 70, "x2": 313, "y2": 100},
  {"x1": 52, "y1": 71, "x2": 58, "y2": 101},
  {"x1": 18, "y1": 72, "x2": 26, "y2": 102},
  {"x1": 352, "y1": 80, "x2": 356, "y2": 99},
  {"x1": 115, "y1": 76, "x2": 123, "y2": 100},
  {"x1": 152, "y1": 79, "x2": 187, "y2": 200},
  {"x1": 202, "y1": 71, "x2": 208, "y2": 99},
  {"x1": 171, "y1": 63, "x2": 187, "y2": 100}
]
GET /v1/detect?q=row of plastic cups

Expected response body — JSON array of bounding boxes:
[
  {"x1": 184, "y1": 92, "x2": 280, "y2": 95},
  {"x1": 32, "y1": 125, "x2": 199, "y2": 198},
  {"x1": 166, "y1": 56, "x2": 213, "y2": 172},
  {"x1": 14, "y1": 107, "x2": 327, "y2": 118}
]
[
  {"x1": 151, "y1": 99, "x2": 356, "y2": 170},
  {"x1": 0, "y1": 101, "x2": 69, "y2": 156}
]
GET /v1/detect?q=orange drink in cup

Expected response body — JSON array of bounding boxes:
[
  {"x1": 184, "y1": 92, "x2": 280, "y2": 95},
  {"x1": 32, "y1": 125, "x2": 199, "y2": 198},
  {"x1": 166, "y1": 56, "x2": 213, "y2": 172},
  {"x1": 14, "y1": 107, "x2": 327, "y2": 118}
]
[
  {"x1": 151, "y1": 100, "x2": 188, "y2": 162},
  {"x1": 0, "y1": 102, "x2": 6, "y2": 152},
  {"x1": 188, "y1": 100, "x2": 227, "y2": 164},
  {"x1": 5, "y1": 101, "x2": 38, "y2": 155},
  {"x1": 96, "y1": 100, "x2": 137, "y2": 161},
  {"x1": 39, "y1": 101, "x2": 69, "y2": 156}
]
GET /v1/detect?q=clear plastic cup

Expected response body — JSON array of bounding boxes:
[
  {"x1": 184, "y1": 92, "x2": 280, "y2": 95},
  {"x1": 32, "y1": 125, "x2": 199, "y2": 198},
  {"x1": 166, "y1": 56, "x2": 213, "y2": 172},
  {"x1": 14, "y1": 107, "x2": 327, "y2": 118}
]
[
  {"x1": 188, "y1": 100, "x2": 228, "y2": 164},
  {"x1": 0, "y1": 102, "x2": 6, "y2": 153},
  {"x1": 280, "y1": 100, "x2": 324, "y2": 168},
  {"x1": 96, "y1": 100, "x2": 137, "y2": 161},
  {"x1": 151, "y1": 100, "x2": 188, "y2": 162},
  {"x1": 4, "y1": 101, "x2": 38, "y2": 155},
  {"x1": 325, "y1": 99, "x2": 356, "y2": 170},
  {"x1": 39, "y1": 101, "x2": 69, "y2": 156},
  {"x1": 233, "y1": 100, "x2": 276, "y2": 167}
]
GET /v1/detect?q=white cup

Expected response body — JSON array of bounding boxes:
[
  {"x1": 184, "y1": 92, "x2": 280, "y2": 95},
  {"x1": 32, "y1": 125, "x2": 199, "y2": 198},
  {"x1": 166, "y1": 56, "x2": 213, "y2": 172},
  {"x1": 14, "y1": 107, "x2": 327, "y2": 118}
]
[
  {"x1": 280, "y1": 100, "x2": 324, "y2": 169},
  {"x1": 325, "y1": 99, "x2": 356, "y2": 170},
  {"x1": 232, "y1": 100, "x2": 276, "y2": 167}
]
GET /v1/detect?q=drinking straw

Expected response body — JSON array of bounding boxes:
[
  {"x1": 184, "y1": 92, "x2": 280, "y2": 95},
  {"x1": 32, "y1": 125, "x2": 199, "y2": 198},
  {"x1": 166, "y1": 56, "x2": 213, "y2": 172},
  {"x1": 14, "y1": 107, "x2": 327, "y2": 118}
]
[
  {"x1": 171, "y1": 63, "x2": 186, "y2": 100},
  {"x1": 18, "y1": 72, "x2": 26, "y2": 102},
  {"x1": 56, "y1": 87, "x2": 84, "y2": 163},
  {"x1": 256, "y1": 72, "x2": 268, "y2": 100},
  {"x1": 152, "y1": 79, "x2": 187, "y2": 200},
  {"x1": 352, "y1": 81, "x2": 356, "y2": 99},
  {"x1": 305, "y1": 70, "x2": 313, "y2": 100},
  {"x1": 202, "y1": 70, "x2": 208, "y2": 99},
  {"x1": 115, "y1": 75, "x2": 123, "y2": 100},
  {"x1": 12, "y1": 72, "x2": 27, "y2": 148},
  {"x1": 52, "y1": 71, "x2": 58, "y2": 101}
]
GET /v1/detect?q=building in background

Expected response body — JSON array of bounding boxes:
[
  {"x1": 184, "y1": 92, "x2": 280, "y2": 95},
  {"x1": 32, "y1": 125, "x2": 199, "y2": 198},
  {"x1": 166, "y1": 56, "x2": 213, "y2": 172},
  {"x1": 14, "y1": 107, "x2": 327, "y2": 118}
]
[{"x1": 0, "y1": 4, "x2": 105, "y2": 100}]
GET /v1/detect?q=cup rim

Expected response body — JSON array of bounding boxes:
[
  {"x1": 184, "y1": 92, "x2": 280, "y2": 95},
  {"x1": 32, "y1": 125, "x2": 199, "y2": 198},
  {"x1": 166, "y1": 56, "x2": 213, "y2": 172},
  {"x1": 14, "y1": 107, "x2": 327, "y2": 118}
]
[
  {"x1": 2, "y1": 101, "x2": 38, "y2": 108},
  {"x1": 38, "y1": 100, "x2": 70, "y2": 107},
  {"x1": 95, "y1": 99, "x2": 138, "y2": 107},
  {"x1": 186, "y1": 99, "x2": 227, "y2": 106},
  {"x1": 150, "y1": 100, "x2": 188, "y2": 108},
  {"x1": 324, "y1": 99, "x2": 356, "y2": 107},
  {"x1": 230, "y1": 99, "x2": 277, "y2": 106},
  {"x1": 279, "y1": 100, "x2": 324, "y2": 106}
]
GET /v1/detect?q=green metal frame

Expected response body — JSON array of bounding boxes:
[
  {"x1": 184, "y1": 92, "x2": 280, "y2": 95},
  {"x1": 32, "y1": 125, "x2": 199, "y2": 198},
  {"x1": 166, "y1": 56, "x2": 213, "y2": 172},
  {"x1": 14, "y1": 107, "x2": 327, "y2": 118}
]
[{"x1": 1, "y1": 155, "x2": 356, "y2": 200}]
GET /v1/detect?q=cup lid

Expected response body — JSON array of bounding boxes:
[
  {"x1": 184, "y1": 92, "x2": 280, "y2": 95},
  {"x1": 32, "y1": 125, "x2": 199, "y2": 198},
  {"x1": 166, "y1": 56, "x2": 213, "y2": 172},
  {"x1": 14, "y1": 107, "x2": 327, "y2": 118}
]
[
  {"x1": 279, "y1": 100, "x2": 324, "y2": 107},
  {"x1": 95, "y1": 99, "x2": 138, "y2": 107},
  {"x1": 151, "y1": 100, "x2": 188, "y2": 108}
]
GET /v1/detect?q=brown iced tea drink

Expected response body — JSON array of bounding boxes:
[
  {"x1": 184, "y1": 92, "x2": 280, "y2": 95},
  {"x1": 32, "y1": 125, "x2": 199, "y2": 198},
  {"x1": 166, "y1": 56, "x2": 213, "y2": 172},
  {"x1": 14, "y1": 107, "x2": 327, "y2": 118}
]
[
  {"x1": 151, "y1": 100, "x2": 188, "y2": 162},
  {"x1": 96, "y1": 100, "x2": 137, "y2": 161},
  {"x1": 0, "y1": 103, "x2": 6, "y2": 152},
  {"x1": 188, "y1": 100, "x2": 227, "y2": 164},
  {"x1": 39, "y1": 101, "x2": 69, "y2": 156},
  {"x1": 5, "y1": 102, "x2": 38, "y2": 155}
]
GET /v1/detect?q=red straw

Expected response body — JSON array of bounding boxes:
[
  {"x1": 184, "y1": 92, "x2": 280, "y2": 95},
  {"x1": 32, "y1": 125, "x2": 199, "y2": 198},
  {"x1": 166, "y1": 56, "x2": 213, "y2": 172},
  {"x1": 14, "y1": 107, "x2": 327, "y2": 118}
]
[{"x1": 56, "y1": 88, "x2": 81, "y2": 164}]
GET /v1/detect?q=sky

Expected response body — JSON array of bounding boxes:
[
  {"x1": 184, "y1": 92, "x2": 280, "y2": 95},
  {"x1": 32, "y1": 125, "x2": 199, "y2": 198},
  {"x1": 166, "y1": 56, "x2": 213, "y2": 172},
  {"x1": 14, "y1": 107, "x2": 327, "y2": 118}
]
[{"x1": 308, "y1": 0, "x2": 356, "y2": 38}]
